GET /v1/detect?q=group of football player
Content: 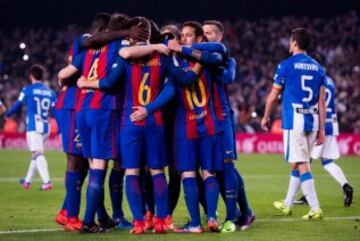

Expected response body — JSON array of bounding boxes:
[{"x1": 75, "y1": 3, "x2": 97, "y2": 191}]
[{"x1": 53, "y1": 12, "x2": 254, "y2": 234}]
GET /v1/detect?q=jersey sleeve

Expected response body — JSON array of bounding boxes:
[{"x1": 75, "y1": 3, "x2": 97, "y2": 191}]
[
  {"x1": 181, "y1": 46, "x2": 223, "y2": 65},
  {"x1": 71, "y1": 51, "x2": 85, "y2": 71},
  {"x1": 145, "y1": 77, "x2": 176, "y2": 115},
  {"x1": 98, "y1": 57, "x2": 125, "y2": 91},
  {"x1": 191, "y1": 42, "x2": 227, "y2": 55},
  {"x1": 218, "y1": 57, "x2": 236, "y2": 84},
  {"x1": 4, "y1": 87, "x2": 26, "y2": 117},
  {"x1": 163, "y1": 56, "x2": 197, "y2": 86},
  {"x1": 273, "y1": 61, "x2": 287, "y2": 89}
]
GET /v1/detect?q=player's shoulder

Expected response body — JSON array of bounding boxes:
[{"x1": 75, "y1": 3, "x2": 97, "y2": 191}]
[
  {"x1": 325, "y1": 75, "x2": 335, "y2": 87},
  {"x1": 276, "y1": 57, "x2": 292, "y2": 71}
]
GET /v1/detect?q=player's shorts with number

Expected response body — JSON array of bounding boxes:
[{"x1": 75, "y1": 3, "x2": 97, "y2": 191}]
[
  {"x1": 175, "y1": 135, "x2": 223, "y2": 172},
  {"x1": 120, "y1": 125, "x2": 167, "y2": 169},
  {"x1": 283, "y1": 129, "x2": 322, "y2": 163},
  {"x1": 76, "y1": 109, "x2": 120, "y2": 160},
  {"x1": 55, "y1": 109, "x2": 82, "y2": 155},
  {"x1": 26, "y1": 131, "x2": 49, "y2": 152}
]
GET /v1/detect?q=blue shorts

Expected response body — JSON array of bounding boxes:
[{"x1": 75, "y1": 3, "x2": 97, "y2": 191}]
[
  {"x1": 76, "y1": 109, "x2": 120, "y2": 160},
  {"x1": 175, "y1": 135, "x2": 223, "y2": 172},
  {"x1": 218, "y1": 118, "x2": 237, "y2": 160},
  {"x1": 55, "y1": 109, "x2": 82, "y2": 155},
  {"x1": 120, "y1": 125, "x2": 167, "y2": 169}
]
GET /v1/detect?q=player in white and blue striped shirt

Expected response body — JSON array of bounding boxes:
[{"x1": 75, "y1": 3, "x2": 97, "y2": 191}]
[
  {"x1": 3, "y1": 64, "x2": 56, "y2": 190},
  {"x1": 261, "y1": 28, "x2": 326, "y2": 220},
  {"x1": 295, "y1": 75, "x2": 353, "y2": 207}
]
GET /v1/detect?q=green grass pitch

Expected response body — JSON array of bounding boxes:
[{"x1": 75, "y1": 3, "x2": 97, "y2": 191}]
[{"x1": 0, "y1": 150, "x2": 359, "y2": 241}]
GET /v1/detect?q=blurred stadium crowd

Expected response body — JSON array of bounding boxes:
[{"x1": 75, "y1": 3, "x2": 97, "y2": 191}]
[{"x1": 0, "y1": 11, "x2": 359, "y2": 133}]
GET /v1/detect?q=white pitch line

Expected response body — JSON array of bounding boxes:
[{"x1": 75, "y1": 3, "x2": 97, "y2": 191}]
[
  {"x1": 0, "y1": 228, "x2": 62, "y2": 234},
  {"x1": 256, "y1": 216, "x2": 360, "y2": 223},
  {"x1": 1, "y1": 216, "x2": 359, "y2": 235},
  {"x1": 1, "y1": 174, "x2": 359, "y2": 182}
]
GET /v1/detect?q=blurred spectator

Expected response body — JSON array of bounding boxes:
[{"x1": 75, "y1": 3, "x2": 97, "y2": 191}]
[{"x1": 0, "y1": 12, "x2": 359, "y2": 133}]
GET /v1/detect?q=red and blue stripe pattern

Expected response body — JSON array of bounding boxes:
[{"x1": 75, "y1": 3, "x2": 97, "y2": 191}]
[
  {"x1": 175, "y1": 59, "x2": 221, "y2": 139},
  {"x1": 75, "y1": 41, "x2": 123, "y2": 111},
  {"x1": 122, "y1": 53, "x2": 165, "y2": 127}
]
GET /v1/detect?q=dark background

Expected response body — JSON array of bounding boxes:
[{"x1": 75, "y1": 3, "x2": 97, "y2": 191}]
[{"x1": 0, "y1": 0, "x2": 359, "y2": 27}]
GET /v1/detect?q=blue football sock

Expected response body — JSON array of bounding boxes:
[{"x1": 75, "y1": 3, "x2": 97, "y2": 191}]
[
  {"x1": 97, "y1": 202, "x2": 110, "y2": 221},
  {"x1": 66, "y1": 171, "x2": 81, "y2": 218},
  {"x1": 152, "y1": 173, "x2": 169, "y2": 218},
  {"x1": 224, "y1": 163, "x2": 239, "y2": 221},
  {"x1": 83, "y1": 169, "x2": 106, "y2": 224},
  {"x1": 236, "y1": 169, "x2": 252, "y2": 217},
  {"x1": 204, "y1": 176, "x2": 219, "y2": 219},
  {"x1": 183, "y1": 177, "x2": 200, "y2": 226},
  {"x1": 126, "y1": 175, "x2": 143, "y2": 221},
  {"x1": 109, "y1": 168, "x2": 125, "y2": 220}
]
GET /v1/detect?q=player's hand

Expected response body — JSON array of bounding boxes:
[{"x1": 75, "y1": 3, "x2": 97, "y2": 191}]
[
  {"x1": 77, "y1": 76, "x2": 87, "y2": 88},
  {"x1": 168, "y1": 39, "x2": 182, "y2": 53},
  {"x1": 261, "y1": 117, "x2": 270, "y2": 132},
  {"x1": 128, "y1": 25, "x2": 150, "y2": 42},
  {"x1": 316, "y1": 130, "x2": 325, "y2": 145},
  {"x1": 154, "y1": 44, "x2": 170, "y2": 55},
  {"x1": 130, "y1": 106, "x2": 148, "y2": 122}
]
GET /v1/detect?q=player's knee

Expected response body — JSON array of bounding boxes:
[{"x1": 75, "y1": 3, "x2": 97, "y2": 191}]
[
  {"x1": 91, "y1": 159, "x2": 108, "y2": 170},
  {"x1": 201, "y1": 169, "x2": 215, "y2": 180},
  {"x1": 296, "y1": 162, "x2": 311, "y2": 174},
  {"x1": 125, "y1": 168, "x2": 140, "y2": 176},
  {"x1": 66, "y1": 154, "x2": 82, "y2": 171},
  {"x1": 181, "y1": 171, "x2": 196, "y2": 179},
  {"x1": 321, "y1": 159, "x2": 333, "y2": 166},
  {"x1": 150, "y1": 168, "x2": 164, "y2": 176}
]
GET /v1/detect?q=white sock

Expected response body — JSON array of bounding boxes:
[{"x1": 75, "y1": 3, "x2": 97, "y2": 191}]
[
  {"x1": 284, "y1": 170, "x2": 301, "y2": 207},
  {"x1": 25, "y1": 160, "x2": 37, "y2": 183},
  {"x1": 35, "y1": 154, "x2": 51, "y2": 184},
  {"x1": 322, "y1": 160, "x2": 348, "y2": 187},
  {"x1": 300, "y1": 172, "x2": 320, "y2": 212}
]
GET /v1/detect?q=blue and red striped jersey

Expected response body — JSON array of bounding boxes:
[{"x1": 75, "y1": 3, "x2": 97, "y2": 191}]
[
  {"x1": 73, "y1": 40, "x2": 124, "y2": 111},
  {"x1": 56, "y1": 35, "x2": 86, "y2": 110},
  {"x1": 174, "y1": 59, "x2": 221, "y2": 139},
  {"x1": 121, "y1": 53, "x2": 174, "y2": 127}
]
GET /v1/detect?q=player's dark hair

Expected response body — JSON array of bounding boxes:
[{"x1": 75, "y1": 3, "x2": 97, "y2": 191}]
[
  {"x1": 161, "y1": 24, "x2": 181, "y2": 40},
  {"x1": 149, "y1": 19, "x2": 163, "y2": 44},
  {"x1": 92, "y1": 12, "x2": 111, "y2": 32},
  {"x1": 203, "y1": 20, "x2": 224, "y2": 34},
  {"x1": 30, "y1": 64, "x2": 45, "y2": 81},
  {"x1": 127, "y1": 16, "x2": 151, "y2": 41},
  {"x1": 291, "y1": 27, "x2": 312, "y2": 51},
  {"x1": 182, "y1": 21, "x2": 204, "y2": 37},
  {"x1": 108, "y1": 13, "x2": 130, "y2": 31},
  {"x1": 313, "y1": 52, "x2": 326, "y2": 66}
]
